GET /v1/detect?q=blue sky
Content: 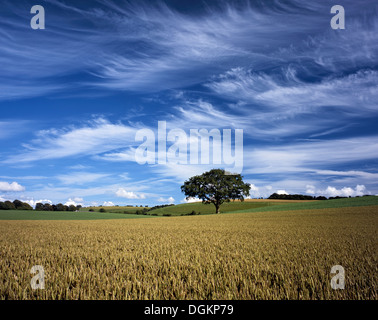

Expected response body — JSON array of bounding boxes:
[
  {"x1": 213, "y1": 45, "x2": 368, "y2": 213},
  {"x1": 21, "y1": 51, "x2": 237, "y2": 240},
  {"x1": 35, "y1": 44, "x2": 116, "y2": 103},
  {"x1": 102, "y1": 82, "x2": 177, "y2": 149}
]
[{"x1": 0, "y1": 0, "x2": 377, "y2": 207}]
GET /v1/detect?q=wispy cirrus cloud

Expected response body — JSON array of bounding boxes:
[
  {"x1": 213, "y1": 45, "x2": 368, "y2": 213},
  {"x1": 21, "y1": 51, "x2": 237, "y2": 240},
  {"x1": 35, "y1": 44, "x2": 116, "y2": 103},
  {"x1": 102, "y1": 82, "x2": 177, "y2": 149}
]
[
  {"x1": 2, "y1": 0, "x2": 375, "y2": 99},
  {"x1": 2, "y1": 118, "x2": 138, "y2": 163},
  {"x1": 0, "y1": 120, "x2": 33, "y2": 140},
  {"x1": 96, "y1": 148, "x2": 137, "y2": 162},
  {"x1": 0, "y1": 0, "x2": 377, "y2": 203},
  {"x1": 56, "y1": 172, "x2": 111, "y2": 185},
  {"x1": 243, "y1": 136, "x2": 378, "y2": 174},
  {"x1": 0, "y1": 175, "x2": 47, "y2": 180},
  {"x1": 204, "y1": 68, "x2": 378, "y2": 139},
  {"x1": 207, "y1": 68, "x2": 378, "y2": 113}
]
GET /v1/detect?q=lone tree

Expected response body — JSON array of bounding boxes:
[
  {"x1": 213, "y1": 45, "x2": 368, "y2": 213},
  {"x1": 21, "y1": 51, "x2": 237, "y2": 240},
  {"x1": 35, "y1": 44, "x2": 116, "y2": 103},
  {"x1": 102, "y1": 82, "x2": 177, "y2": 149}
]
[{"x1": 181, "y1": 169, "x2": 250, "y2": 214}]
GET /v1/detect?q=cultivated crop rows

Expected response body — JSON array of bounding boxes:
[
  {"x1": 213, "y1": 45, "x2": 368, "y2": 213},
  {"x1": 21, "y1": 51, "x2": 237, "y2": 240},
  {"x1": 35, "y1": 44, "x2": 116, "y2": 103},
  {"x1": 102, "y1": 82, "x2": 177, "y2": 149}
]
[{"x1": 0, "y1": 206, "x2": 377, "y2": 299}]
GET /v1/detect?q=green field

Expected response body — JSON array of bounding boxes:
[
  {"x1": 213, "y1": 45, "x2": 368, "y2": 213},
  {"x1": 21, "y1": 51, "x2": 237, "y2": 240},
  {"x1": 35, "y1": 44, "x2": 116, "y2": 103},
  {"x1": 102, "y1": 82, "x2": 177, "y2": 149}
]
[
  {"x1": 148, "y1": 200, "x2": 281, "y2": 216},
  {"x1": 0, "y1": 210, "x2": 153, "y2": 220},
  {"x1": 81, "y1": 201, "x2": 279, "y2": 216},
  {"x1": 0, "y1": 200, "x2": 298, "y2": 220},
  {"x1": 84, "y1": 196, "x2": 378, "y2": 216},
  {"x1": 74, "y1": 201, "x2": 284, "y2": 217},
  {"x1": 80, "y1": 206, "x2": 143, "y2": 214},
  {"x1": 1, "y1": 196, "x2": 377, "y2": 220},
  {"x1": 229, "y1": 196, "x2": 378, "y2": 214}
]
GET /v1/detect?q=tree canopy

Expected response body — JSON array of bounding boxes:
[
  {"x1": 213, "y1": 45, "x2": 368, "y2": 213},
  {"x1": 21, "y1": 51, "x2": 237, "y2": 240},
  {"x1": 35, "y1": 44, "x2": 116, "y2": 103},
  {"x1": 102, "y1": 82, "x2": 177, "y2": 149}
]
[
  {"x1": 0, "y1": 200, "x2": 32, "y2": 210},
  {"x1": 181, "y1": 169, "x2": 250, "y2": 214}
]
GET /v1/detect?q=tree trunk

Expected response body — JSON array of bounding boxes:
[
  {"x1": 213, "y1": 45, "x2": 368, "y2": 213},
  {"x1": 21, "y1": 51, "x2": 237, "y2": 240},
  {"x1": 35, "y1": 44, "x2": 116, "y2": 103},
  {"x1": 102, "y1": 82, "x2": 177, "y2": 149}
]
[{"x1": 215, "y1": 203, "x2": 220, "y2": 214}]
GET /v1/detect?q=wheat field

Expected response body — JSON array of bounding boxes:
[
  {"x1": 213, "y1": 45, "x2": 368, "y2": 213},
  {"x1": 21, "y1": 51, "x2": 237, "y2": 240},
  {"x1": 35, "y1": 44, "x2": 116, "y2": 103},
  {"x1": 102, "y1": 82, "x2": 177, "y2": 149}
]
[{"x1": 0, "y1": 206, "x2": 377, "y2": 300}]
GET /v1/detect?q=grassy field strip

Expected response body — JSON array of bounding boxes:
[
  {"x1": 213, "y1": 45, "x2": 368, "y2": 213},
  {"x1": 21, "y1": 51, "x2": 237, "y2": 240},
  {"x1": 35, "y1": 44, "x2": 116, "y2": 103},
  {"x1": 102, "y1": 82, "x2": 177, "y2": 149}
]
[
  {"x1": 1, "y1": 197, "x2": 377, "y2": 219},
  {"x1": 0, "y1": 202, "x2": 282, "y2": 220},
  {"x1": 0, "y1": 210, "x2": 155, "y2": 221},
  {"x1": 139, "y1": 201, "x2": 284, "y2": 216},
  {"x1": 0, "y1": 205, "x2": 376, "y2": 299},
  {"x1": 1, "y1": 197, "x2": 377, "y2": 220},
  {"x1": 227, "y1": 196, "x2": 378, "y2": 214}
]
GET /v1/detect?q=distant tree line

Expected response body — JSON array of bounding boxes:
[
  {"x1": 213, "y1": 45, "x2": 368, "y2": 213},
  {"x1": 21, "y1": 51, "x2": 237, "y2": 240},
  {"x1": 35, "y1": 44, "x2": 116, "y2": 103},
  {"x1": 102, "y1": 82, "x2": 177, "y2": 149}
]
[
  {"x1": 35, "y1": 203, "x2": 82, "y2": 212},
  {"x1": 88, "y1": 204, "x2": 175, "y2": 215},
  {"x1": 268, "y1": 193, "x2": 328, "y2": 200},
  {"x1": 0, "y1": 199, "x2": 84, "y2": 212},
  {"x1": 268, "y1": 193, "x2": 373, "y2": 200},
  {"x1": 0, "y1": 200, "x2": 33, "y2": 210},
  {"x1": 130, "y1": 204, "x2": 174, "y2": 215},
  {"x1": 147, "y1": 204, "x2": 175, "y2": 211},
  {"x1": 134, "y1": 204, "x2": 175, "y2": 215}
]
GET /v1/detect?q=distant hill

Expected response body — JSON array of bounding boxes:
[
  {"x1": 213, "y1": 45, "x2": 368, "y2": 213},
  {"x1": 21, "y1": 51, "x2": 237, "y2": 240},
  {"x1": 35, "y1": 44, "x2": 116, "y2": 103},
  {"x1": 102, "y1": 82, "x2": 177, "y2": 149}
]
[
  {"x1": 1, "y1": 196, "x2": 376, "y2": 220},
  {"x1": 79, "y1": 197, "x2": 378, "y2": 217},
  {"x1": 130, "y1": 200, "x2": 291, "y2": 216},
  {"x1": 228, "y1": 196, "x2": 378, "y2": 214},
  {"x1": 81, "y1": 200, "x2": 285, "y2": 216}
]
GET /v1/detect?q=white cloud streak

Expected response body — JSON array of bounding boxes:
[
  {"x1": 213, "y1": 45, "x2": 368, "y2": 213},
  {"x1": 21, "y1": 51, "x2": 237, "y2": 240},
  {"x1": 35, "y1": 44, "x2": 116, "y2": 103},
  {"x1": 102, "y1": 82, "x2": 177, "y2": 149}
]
[
  {"x1": 64, "y1": 197, "x2": 84, "y2": 207},
  {"x1": 1, "y1": 0, "x2": 375, "y2": 98},
  {"x1": 306, "y1": 185, "x2": 368, "y2": 197},
  {"x1": 0, "y1": 181, "x2": 25, "y2": 192},
  {"x1": 157, "y1": 196, "x2": 175, "y2": 204},
  {"x1": 57, "y1": 172, "x2": 110, "y2": 185},
  {"x1": 2, "y1": 118, "x2": 138, "y2": 163},
  {"x1": 244, "y1": 136, "x2": 378, "y2": 173},
  {"x1": 116, "y1": 188, "x2": 146, "y2": 199}
]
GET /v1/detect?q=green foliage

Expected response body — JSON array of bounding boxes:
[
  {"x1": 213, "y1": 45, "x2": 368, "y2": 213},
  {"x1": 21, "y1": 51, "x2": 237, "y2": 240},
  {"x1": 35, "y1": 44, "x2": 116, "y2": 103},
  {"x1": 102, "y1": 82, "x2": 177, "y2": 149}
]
[
  {"x1": 149, "y1": 201, "x2": 273, "y2": 216},
  {"x1": 181, "y1": 210, "x2": 200, "y2": 216},
  {"x1": 268, "y1": 193, "x2": 328, "y2": 200},
  {"x1": 56, "y1": 203, "x2": 65, "y2": 211},
  {"x1": 99, "y1": 208, "x2": 106, "y2": 213},
  {"x1": 35, "y1": 202, "x2": 79, "y2": 212},
  {"x1": 0, "y1": 200, "x2": 32, "y2": 210},
  {"x1": 136, "y1": 208, "x2": 149, "y2": 215},
  {"x1": 181, "y1": 169, "x2": 250, "y2": 213},
  {"x1": 0, "y1": 201, "x2": 16, "y2": 210},
  {"x1": 147, "y1": 204, "x2": 175, "y2": 211},
  {"x1": 19, "y1": 202, "x2": 33, "y2": 210},
  {"x1": 12, "y1": 200, "x2": 23, "y2": 209},
  {"x1": 35, "y1": 203, "x2": 44, "y2": 211}
]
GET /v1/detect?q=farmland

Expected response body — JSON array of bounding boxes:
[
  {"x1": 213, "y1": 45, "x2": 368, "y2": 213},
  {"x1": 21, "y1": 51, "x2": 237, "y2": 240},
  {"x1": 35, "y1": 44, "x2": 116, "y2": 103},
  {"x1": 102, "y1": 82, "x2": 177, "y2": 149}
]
[
  {"x1": 0, "y1": 210, "x2": 152, "y2": 221},
  {"x1": 81, "y1": 201, "x2": 284, "y2": 216},
  {"x1": 0, "y1": 197, "x2": 377, "y2": 300},
  {"x1": 79, "y1": 196, "x2": 376, "y2": 217}
]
